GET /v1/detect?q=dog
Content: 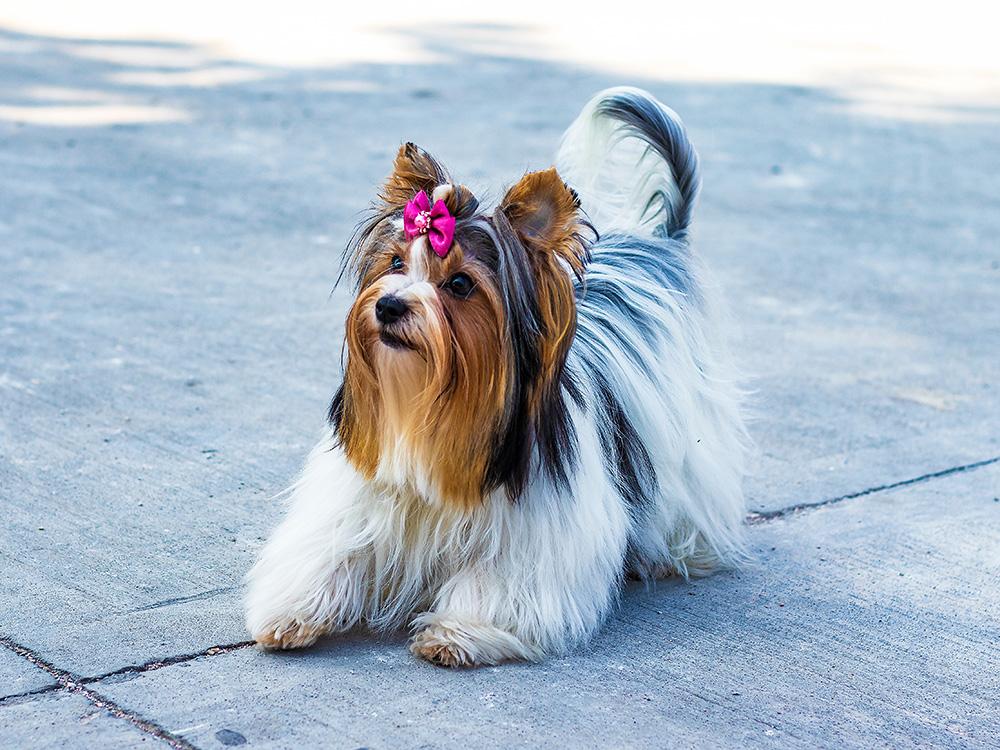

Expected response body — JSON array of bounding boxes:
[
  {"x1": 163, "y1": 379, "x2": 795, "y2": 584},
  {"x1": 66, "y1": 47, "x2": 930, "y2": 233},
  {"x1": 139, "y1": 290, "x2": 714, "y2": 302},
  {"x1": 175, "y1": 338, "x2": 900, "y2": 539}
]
[{"x1": 245, "y1": 87, "x2": 749, "y2": 667}]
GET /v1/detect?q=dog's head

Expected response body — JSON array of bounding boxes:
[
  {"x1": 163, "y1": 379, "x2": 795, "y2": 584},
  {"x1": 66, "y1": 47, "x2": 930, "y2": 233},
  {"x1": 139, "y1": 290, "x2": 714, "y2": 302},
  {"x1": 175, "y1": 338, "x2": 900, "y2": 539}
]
[{"x1": 332, "y1": 143, "x2": 591, "y2": 507}]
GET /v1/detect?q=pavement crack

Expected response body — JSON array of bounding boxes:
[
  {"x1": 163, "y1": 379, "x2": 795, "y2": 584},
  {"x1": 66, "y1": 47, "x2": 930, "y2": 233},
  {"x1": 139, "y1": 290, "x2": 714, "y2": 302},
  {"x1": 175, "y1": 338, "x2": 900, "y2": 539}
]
[
  {"x1": 0, "y1": 635, "x2": 211, "y2": 749},
  {"x1": 0, "y1": 683, "x2": 63, "y2": 706},
  {"x1": 747, "y1": 455, "x2": 1000, "y2": 525},
  {"x1": 126, "y1": 586, "x2": 236, "y2": 614},
  {"x1": 81, "y1": 640, "x2": 255, "y2": 684}
]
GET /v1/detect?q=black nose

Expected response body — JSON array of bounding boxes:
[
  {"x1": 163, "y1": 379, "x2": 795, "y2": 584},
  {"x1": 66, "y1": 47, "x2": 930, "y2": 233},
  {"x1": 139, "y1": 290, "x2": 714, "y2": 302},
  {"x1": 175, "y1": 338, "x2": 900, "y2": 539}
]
[{"x1": 375, "y1": 295, "x2": 408, "y2": 324}]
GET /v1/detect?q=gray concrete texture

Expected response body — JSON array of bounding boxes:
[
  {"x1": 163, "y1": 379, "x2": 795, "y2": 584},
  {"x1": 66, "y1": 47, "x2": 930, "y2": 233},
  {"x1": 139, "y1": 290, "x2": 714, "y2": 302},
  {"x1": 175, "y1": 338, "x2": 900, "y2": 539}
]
[{"x1": 1, "y1": 14, "x2": 999, "y2": 750}]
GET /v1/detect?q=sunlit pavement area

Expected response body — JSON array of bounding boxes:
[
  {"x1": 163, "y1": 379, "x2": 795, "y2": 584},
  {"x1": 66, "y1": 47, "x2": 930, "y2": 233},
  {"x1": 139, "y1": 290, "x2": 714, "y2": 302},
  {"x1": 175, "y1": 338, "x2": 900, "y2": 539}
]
[{"x1": 1, "y1": 2, "x2": 998, "y2": 747}]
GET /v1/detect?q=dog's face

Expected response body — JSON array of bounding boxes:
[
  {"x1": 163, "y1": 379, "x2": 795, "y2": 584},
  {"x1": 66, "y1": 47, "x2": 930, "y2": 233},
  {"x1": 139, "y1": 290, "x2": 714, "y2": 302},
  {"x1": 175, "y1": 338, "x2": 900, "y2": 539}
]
[
  {"x1": 346, "y1": 192, "x2": 507, "y2": 412},
  {"x1": 333, "y1": 143, "x2": 590, "y2": 507}
]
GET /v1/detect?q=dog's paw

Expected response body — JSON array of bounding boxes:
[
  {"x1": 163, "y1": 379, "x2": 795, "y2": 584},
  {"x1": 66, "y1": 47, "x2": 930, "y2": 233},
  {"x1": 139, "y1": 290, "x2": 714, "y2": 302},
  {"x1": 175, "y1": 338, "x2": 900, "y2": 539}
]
[
  {"x1": 252, "y1": 618, "x2": 326, "y2": 650},
  {"x1": 410, "y1": 624, "x2": 476, "y2": 667},
  {"x1": 409, "y1": 617, "x2": 541, "y2": 668}
]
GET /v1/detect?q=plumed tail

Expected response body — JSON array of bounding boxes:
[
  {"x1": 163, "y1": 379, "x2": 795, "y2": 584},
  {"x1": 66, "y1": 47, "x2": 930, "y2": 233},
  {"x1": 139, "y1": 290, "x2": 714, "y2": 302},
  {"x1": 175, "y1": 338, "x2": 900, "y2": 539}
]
[{"x1": 556, "y1": 86, "x2": 700, "y2": 242}]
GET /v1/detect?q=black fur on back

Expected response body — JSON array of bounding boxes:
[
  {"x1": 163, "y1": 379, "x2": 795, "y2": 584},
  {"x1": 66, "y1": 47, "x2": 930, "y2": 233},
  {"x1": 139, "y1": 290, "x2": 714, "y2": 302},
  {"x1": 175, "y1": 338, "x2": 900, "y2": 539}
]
[{"x1": 595, "y1": 91, "x2": 701, "y2": 242}]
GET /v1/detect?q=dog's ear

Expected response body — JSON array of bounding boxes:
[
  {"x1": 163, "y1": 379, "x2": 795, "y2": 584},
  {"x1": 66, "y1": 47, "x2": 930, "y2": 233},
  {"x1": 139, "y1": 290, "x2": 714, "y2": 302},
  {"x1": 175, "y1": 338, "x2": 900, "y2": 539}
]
[
  {"x1": 380, "y1": 142, "x2": 478, "y2": 217},
  {"x1": 380, "y1": 142, "x2": 449, "y2": 206},
  {"x1": 498, "y1": 168, "x2": 588, "y2": 276},
  {"x1": 497, "y1": 168, "x2": 590, "y2": 396}
]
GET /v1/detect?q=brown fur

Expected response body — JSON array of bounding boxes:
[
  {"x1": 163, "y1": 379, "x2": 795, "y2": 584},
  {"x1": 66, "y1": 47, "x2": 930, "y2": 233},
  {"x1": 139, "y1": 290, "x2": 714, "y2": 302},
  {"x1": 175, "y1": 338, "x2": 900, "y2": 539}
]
[
  {"x1": 255, "y1": 620, "x2": 326, "y2": 650},
  {"x1": 409, "y1": 623, "x2": 478, "y2": 667},
  {"x1": 498, "y1": 168, "x2": 589, "y2": 428},
  {"x1": 340, "y1": 238, "x2": 510, "y2": 509},
  {"x1": 338, "y1": 151, "x2": 588, "y2": 510},
  {"x1": 380, "y1": 143, "x2": 478, "y2": 219}
]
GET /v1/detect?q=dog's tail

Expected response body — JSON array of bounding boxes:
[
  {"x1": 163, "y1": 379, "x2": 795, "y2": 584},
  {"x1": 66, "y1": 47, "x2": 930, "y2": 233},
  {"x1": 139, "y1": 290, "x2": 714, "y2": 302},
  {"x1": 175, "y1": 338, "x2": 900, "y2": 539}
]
[{"x1": 556, "y1": 87, "x2": 700, "y2": 242}]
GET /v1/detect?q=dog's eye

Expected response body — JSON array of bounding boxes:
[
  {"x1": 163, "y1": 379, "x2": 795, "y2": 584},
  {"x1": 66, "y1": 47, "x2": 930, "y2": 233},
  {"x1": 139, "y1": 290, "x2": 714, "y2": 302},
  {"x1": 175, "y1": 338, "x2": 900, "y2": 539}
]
[
  {"x1": 390, "y1": 254, "x2": 404, "y2": 271},
  {"x1": 446, "y1": 273, "x2": 474, "y2": 298}
]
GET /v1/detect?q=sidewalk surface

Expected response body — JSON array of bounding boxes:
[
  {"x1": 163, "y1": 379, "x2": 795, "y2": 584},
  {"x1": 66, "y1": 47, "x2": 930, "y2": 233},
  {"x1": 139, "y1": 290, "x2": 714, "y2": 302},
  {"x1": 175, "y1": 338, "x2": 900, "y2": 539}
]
[{"x1": 1, "y1": 6, "x2": 998, "y2": 748}]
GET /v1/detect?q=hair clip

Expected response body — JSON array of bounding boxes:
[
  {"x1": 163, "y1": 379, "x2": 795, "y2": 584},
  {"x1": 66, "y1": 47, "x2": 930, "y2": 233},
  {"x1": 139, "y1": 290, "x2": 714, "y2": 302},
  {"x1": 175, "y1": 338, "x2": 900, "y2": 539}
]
[{"x1": 403, "y1": 190, "x2": 455, "y2": 257}]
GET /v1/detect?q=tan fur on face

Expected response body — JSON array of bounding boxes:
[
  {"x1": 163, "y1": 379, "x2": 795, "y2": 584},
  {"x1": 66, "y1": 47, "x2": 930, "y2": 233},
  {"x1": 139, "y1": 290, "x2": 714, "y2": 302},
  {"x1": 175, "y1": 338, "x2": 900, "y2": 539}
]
[
  {"x1": 340, "y1": 238, "x2": 510, "y2": 509},
  {"x1": 339, "y1": 154, "x2": 588, "y2": 509}
]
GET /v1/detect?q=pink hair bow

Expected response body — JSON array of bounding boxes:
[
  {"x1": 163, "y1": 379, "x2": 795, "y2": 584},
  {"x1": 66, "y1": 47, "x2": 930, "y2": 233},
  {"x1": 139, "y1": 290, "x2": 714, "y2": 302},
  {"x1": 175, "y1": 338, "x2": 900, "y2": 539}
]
[{"x1": 403, "y1": 191, "x2": 455, "y2": 257}]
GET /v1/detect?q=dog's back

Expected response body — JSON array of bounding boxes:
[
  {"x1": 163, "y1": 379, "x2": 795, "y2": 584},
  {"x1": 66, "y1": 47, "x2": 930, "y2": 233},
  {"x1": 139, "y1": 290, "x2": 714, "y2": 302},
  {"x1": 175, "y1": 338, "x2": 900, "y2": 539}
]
[{"x1": 559, "y1": 88, "x2": 750, "y2": 577}]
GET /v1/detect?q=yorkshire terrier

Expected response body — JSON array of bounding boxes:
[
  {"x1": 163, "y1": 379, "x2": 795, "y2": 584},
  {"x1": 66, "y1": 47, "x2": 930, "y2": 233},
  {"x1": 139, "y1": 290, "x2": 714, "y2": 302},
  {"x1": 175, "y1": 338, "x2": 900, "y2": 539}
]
[{"x1": 245, "y1": 87, "x2": 749, "y2": 667}]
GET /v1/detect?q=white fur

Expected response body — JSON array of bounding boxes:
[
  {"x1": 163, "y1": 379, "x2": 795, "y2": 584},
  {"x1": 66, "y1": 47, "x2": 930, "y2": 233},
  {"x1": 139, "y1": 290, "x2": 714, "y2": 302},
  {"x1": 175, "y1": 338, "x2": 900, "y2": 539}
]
[
  {"x1": 557, "y1": 85, "x2": 683, "y2": 235},
  {"x1": 575, "y1": 251, "x2": 749, "y2": 578},
  {"x1": 246, "y1": 407, "x2": 629, "y2": 662},
  {"x1": 246, "y1": 88, "x2": 748, "y2": 665}
]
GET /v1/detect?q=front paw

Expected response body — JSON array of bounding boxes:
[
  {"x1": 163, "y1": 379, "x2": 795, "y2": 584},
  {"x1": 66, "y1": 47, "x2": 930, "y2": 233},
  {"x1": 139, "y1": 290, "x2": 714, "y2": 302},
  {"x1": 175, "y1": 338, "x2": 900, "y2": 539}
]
[
  {"x1": 410, "y1": 623, "x2": 477, "y2": 667},
  {"x1": 251, "y1": 617, "x2": 326, "y2": 650},
  {"x1": 409, "y1": 616, "x2": 541, "y2": 667}
]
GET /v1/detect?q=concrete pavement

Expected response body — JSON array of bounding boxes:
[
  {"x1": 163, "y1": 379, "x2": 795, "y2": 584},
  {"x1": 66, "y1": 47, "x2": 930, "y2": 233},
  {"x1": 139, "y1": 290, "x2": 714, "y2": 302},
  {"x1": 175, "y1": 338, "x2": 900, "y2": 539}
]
[{"x1": 1, "y1": 14, "x2": 998, "y2": 749}]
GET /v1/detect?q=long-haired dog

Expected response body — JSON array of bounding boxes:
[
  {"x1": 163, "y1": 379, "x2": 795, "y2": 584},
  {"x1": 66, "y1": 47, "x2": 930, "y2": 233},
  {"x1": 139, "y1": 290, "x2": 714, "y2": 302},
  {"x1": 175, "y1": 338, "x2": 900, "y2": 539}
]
[{"x1": 245, "y1": 87, "x2": 749, "y2": 666}]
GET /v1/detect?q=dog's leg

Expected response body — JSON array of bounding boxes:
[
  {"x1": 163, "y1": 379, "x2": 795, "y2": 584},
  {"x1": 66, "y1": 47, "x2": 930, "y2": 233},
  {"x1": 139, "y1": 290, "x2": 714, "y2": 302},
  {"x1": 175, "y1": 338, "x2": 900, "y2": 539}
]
[
  {"x1": 410, "y1": 453, "x2": 631, "y2": 667},
  {"x1": 408, "y1": 569, "x2": 543, "y2": 667},
  {"x1": 408, "y1": 540, "x2": 623, "y2": 668},
  {"x1": 409, "y1": 614, "x2": 541, "y2": 667},
  {"x1": 245, "y1": 435, "x2": 372, "y2": 650}
]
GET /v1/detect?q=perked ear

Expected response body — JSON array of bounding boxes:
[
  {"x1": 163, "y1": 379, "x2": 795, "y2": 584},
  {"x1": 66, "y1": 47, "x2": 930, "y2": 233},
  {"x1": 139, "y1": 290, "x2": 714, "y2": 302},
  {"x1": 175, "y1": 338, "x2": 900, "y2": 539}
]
[
  {"x1": 498, "y1": 168, "x2": 590, "y2": 406},
  {"x1": 380, "y1": 142, "x2": 449, "y2": 207},
  {"x1": 498, "y1": 167, "x2": 588, "y2": 277},
  {"x1": 380, "y1": 142, "x2": 479, "y2": 218}
]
